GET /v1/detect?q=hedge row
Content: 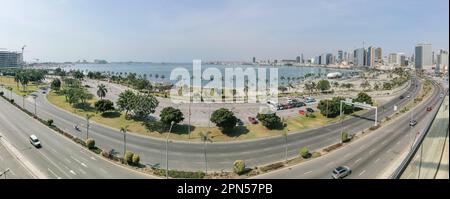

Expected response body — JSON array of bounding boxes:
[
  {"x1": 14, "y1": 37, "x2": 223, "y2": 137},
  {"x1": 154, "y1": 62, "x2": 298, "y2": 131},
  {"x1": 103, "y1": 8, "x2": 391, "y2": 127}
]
[{"x1": 152, "y1": 168, "x2": 206, "y2": 179}]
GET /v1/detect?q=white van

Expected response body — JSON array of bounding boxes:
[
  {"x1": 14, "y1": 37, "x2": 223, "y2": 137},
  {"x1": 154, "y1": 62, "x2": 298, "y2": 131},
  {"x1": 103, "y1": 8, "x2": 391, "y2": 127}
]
[{"x1": 29, "y1": 135, "x2": 41, "y2": 148}]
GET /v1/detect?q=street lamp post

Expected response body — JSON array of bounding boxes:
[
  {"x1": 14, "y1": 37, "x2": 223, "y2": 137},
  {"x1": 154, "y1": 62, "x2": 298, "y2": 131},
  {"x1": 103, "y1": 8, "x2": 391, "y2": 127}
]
[
  {"x1": 85, "y1": 114, "x2": 94, "y2": 139},
  {"x1": 33, "y1": 96, "x2": 37, "y2": 115},
  {"x1": 120, "y1": 126, "x2": 128, "y2": 156},
  {"x1": 22, "y1": 94, "x2": 26, "y2": 108},
  {"x1": 200, "y1": 131, "x2": 212, "y2": 175},
  {"x1": 166, "y1": 121, "x2": 175, "y2": 179},
  {"x1": 0, "y1": 168, "x2": 10, "y2": 179}
]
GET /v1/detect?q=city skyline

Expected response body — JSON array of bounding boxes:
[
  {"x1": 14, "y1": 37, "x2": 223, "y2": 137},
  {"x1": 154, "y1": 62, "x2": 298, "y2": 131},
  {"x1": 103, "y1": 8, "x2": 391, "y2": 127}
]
[{"x1": 0, "y1": 0, "x2": 449, "y2": 62}]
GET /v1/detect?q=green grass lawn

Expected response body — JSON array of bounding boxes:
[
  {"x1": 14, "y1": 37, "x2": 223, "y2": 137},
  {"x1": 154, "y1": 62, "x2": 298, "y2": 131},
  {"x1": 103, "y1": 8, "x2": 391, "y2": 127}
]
[
  {"x1": 47, "y1": 90, "x2": 349, "y2": 142},
  {"x1": 0, "y1": 76, "x2": 45, "y2": 96}
]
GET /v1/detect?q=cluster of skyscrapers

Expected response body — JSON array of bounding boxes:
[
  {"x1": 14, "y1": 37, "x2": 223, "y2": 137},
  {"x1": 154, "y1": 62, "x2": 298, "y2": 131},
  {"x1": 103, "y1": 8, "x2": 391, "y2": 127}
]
[{"x1": 251, "y1": 42, "x2": 448, "y2": 75}]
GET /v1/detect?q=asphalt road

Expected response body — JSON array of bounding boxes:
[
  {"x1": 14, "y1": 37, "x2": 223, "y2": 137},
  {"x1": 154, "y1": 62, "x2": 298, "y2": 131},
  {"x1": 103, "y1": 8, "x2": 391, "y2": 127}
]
[
  {"x1": 2, "y1": 76, "x2": 420, "y2": 172},
  {"x1": 0, "y1": 141, "x2": 34, "y2": 179},
  {"x1": 0, "y1": 98, "x2": 155, "y2": 179},
  {"x1": 253, "y1": 79, "x2": 445, "y2": 179}
]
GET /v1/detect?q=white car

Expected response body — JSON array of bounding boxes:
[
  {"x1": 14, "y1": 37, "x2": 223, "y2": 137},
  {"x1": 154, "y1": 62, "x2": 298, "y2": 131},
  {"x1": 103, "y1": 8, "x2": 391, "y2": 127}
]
[
  {"x1": 29, "y1": 135, "x2": 41, "y2": 148},
  {"x1": 332, "y1": 166, "x2": 352, "y2": 179}
]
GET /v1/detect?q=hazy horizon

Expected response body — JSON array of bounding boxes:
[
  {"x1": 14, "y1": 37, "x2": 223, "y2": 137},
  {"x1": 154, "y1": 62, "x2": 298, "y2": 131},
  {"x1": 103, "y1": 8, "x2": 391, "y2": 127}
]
[{"x1": 1, "y1": 0, "x2": 449, "y2": 63}]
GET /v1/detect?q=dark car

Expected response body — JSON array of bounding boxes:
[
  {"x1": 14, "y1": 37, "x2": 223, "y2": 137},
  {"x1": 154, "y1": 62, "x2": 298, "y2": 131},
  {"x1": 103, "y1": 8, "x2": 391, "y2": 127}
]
[
  {"x1": 399, "y1": 95, "x2": 404, "y2": 99},
  {"x1": 306, "y1": 108, "x2": 314, "y2": 113},
  {"x1": 332, "y1": 166, "x2": 351, "y2": 179},
  {"x1": 236, "y1": 119, "x2": 244, "y2": 126},
  {"x1": 426, "y1": 107, "x2": 433, "y2": 112},
  {"x1": 248, "y1": 117, "x2": 258, "y2": 124}
]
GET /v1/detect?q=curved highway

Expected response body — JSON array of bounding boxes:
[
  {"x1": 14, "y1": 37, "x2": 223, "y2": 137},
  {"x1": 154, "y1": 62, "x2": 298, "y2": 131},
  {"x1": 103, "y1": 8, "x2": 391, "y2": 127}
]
[
  {"x1": 253, "y1": 79, "x2": 445, "y2": 179},
  {"x1": 3, "y1": 76, "x2": 420, "y2": 172}
]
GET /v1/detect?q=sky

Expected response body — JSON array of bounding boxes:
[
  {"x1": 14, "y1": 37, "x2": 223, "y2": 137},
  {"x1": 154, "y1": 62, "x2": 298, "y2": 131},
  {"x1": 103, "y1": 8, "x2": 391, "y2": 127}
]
[{"x1": 0, "y1": 0, "x2": 448, "y2": 62}]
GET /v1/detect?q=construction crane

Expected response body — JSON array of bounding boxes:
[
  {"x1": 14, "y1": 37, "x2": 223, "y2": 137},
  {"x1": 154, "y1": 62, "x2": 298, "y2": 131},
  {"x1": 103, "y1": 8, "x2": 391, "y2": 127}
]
[{"x1": 21, "y1": 45, "x2": 27, "y2": 67}]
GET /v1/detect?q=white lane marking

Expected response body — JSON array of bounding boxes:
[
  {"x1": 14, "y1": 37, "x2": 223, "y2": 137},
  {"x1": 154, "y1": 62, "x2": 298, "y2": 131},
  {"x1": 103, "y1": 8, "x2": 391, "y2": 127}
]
[
  {"x1": 369, "y1": 149, "x2": 376, "y2": 154},
  {"x1": 65, "y1": 158, "x2": 72, "y2": 163},
  {"x1": 354, "y1": 158, "x2": 362, "y2": 164},
  {"x1": 90, "y1": 156, "x2": 96, "y2": 161},
  {"x1": 303, "y1": 171, "x2": 313, "y2": 175},
  {"x1": 47, "y1": 168, "x2": 61, "y2": 179},
  {"x1": 359, "y1": 170, "x2": 366, "y2": 176},
  {"x1": 375, "y1": 158, "x2": 380, "y2": 163},
  {"x1": 0, "y1": 155, "x2": 4, "y2": 161},
  {"x1": 71, "y1": 155, "x2": 88, "y2": 168},
  {"x1": 69, "y1": 170, "x2": 77, "y2": 175}
]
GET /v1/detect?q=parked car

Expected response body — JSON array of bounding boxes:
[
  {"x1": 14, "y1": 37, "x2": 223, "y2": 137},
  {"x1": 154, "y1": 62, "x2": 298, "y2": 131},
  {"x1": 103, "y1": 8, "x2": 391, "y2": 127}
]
[
  {"x1": 409, "y1": 120, "x2": 417, "y2": 126},
  {"x1": 331, "y1": 166, "x2": 352, "y2": 179},
  {"x1": 406, "y1": 95, "x2": 411, "y2": 98},
  {"x1": 399, "y1": 95, "x2": 404, "y2": 99},
  {"x1": 248, "y1": 117, "x2": 258, "y2": 124},
  {"x1": 426, "y1": 107, "x2": 433, "y2": 112},
  {"x1": 29, "y1": 135, "x2": 41, "y2": 148},
  {"x1": 305, "y1": 97, "x2": 316, "y2": 103},
  {"x1": 236, "y1": 119, "x2": 244, "y2": 126},
  {"x1": 306, "y1": 108, "x2": 314, "y2": 113}
]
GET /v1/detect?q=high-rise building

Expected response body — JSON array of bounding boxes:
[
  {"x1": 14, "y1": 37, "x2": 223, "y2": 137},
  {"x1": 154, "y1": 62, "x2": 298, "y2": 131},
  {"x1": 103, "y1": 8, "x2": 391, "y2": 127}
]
[
  {"x1": 301, "y1": 53, "x2": 304, "y2": 64},
  {"x1": 399, "y1": 53, "x2": 407, "y2": 67},
  {"x1": 367, "y1": 46, "x2": 376, "y2": 67},
  {"x1": 337, "y1": 50, "x2": 343, "y2": 64},
  {"x1": 437, "y1": 49, "x2": 449, "y2": 73},
  {"x1": 415, "y1": 43, "x2": 432, "y2": 70},
  {"x1": 388, "y1": 53, "x2": 398, "y2": 65},
  {"x1": 0, "y1": 51, "x2": 23, "y2": 68},
  {"x1": 354, "y1": 48, "x2": 366, "y2": 67},
  {"x1": 296, "y1": 56, "x2": 301, "y2": 63},
  {"x1": 375, "y1": 47, "x2": 382, "y2": 65},
  {"x1": 252, "y1": 57, "x2": 256, "y2": 63}
]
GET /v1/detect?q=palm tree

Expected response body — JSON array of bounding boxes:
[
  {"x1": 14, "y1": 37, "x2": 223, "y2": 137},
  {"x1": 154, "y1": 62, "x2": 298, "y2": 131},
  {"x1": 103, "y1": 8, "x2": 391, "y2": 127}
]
[{"x1": 97, "y1": 84, "x2": 108, "y2": 99}]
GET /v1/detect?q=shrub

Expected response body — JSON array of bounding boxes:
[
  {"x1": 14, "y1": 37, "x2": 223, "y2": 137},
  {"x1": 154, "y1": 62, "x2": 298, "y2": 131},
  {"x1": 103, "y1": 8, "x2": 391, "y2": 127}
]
[
  {"x1": 46, "y1": 119, "x2": 54, "y2": 126},
  {"x1": 101, "y1": 151, "x2": 110, "y2": 158},
  {"x1": 74, "y1": 137, "x2": 86, "y2": 146},
  {"x1": 299, "y1": 147, "x2": 310, "y2": 158},
  {"x1": 311, "y1": 152, "x2": 321, "y2": 158},
  {"x1": 306, "y1": 112, "x2": 316, "y2": 118},
  {"x1": 210, "y1": 108, "x2": 237, "y2": 132},
  {"x1": 233, "y1": 160, "x2": 246, "y2": 175},
  {"x1": 0, "y1": 91, "x2": 3, "y2": 96},
  {"x1": 10, "y1": 99, "x2": 14, "y2": 103},
  {"x1": 260, "y1": 162, "x2": 284, "y2": 172},
  {"x1": 341, "y1": 132, "x2": 349, "y2": 143},
  {"x1": 132, "y1": 153, "x2": 140, "y2": 165},
  {"x1": 86, "y1": 138, "x2": 95, "y2": 149},
  {"x1": 323, "y1": 143, "x2": 343, "y2": 153},
  {"x1": 256, "y1": 113, "x2": 283, "y2": 129},
  {"x1": 94, "y1": 99, "x2": 115, "y2": 113},
  {"x1": 124, "y1": 151, "x2": 134, "y2": 164}
]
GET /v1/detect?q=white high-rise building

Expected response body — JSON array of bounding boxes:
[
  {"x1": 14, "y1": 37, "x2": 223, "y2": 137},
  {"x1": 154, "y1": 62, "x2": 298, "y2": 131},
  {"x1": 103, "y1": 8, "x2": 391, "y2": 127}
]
[
  {"x1": 437, "y1": 50, "x2": 449, "y2": 74},
  {"x1": 388, "y1": 53, "x2": 398, "y2": 65},
  {"x1": 415, "y1": 43, "x2": 433, "y2": 70}
]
